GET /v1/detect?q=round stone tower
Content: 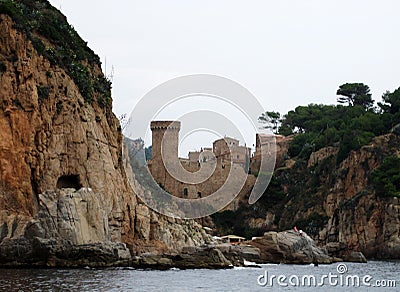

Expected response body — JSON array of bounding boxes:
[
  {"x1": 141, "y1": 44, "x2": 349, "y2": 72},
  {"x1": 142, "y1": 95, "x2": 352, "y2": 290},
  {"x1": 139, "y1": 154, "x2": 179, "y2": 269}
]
[{"x1": 150, "y1": 121, "x2": 181, "y2": 184}]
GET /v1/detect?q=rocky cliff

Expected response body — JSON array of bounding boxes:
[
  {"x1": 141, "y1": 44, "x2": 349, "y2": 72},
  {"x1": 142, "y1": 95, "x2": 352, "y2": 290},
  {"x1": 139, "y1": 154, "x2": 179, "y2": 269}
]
[
  {"x1": 213, "y1": 133, "x2": 400, "y2": 259},
  {"x1": 321, "y1": 134, "x2": 400, "y2": 258},
  {"x1": 0, "y1": 1, "x2": 209, "y2": 267}
]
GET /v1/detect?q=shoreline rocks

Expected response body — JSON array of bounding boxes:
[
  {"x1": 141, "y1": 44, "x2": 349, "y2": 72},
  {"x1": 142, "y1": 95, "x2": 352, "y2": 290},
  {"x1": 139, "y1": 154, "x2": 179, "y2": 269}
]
[
  {"x1": 249, "y1": 230, "x2": 334, "y2": 264},
  {"x1": 0, "y1": 228, "x2": 369, "y2": 269},
  {"x1": 343, "y1": 251, "x2": 367, "y2": 263},
  {"x1": 0, "y1": 238, "x2": 131, "y2": 268}
]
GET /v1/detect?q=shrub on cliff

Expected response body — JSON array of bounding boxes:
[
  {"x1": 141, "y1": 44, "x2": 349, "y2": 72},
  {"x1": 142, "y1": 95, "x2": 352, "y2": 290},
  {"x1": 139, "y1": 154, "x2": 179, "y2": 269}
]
[
  {"x1": 0, "y1": 0, "x2": 112, "y2": 108},
  {"x1": 371, "y1": 155, "x2": 400, "y2": 197}
]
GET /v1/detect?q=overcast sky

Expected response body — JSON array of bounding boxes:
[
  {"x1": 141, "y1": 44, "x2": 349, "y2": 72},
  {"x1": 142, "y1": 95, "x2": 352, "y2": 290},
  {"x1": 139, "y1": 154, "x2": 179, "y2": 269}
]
[{"x1": 49, "y1": 0, "x2": 400, "y2": 154}]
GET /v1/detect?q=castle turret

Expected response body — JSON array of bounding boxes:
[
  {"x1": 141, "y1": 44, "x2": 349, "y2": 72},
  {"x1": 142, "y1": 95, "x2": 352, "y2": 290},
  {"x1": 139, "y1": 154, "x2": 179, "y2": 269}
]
[{"x1": 150, "y1": 121, "x2": 181, "y2": 184}]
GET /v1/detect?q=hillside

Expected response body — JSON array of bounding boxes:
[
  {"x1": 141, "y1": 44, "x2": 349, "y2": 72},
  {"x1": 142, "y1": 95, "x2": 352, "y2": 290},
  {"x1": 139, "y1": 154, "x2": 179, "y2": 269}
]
[
  {"x1": 0, "y1": 0, "x2": 209, "y2": 267},
  {"x1": 213, "y1": 85, "x2": 400, "y2": 259}
]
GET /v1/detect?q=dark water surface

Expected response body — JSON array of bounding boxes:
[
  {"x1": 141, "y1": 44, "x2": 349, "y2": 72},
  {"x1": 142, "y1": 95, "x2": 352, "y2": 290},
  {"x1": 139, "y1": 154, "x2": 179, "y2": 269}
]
[{"x1": 0, "y1": 261, "x2": 399, "y2": 291}]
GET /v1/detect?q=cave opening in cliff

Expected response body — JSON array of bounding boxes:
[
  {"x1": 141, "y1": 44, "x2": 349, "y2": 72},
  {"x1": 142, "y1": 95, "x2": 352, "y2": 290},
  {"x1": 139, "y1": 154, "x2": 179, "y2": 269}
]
[{"x1": 56, "y1": 175, "x2": 82, "y2": 190}]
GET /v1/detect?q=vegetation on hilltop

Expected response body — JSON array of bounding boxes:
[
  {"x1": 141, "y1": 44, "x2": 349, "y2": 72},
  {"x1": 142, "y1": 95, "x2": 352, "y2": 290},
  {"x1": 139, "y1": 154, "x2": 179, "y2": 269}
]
[
  {"x1": 213, "y1": 83, "x2": 400, "y2": 239},
  {"x1": 0, "y1": 0, "x2": 112, "y2": 108},
  {"x1": 259, "y1": 83, "x2": 400, "y2": 164}
]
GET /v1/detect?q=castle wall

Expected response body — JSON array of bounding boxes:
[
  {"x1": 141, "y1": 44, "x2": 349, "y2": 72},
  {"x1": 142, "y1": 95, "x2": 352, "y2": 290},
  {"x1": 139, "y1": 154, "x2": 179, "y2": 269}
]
[
  {"x1": 149, "y1": 122, "x2": 255, "y2": 209},
  {"x1": 189, "y1": 151, "x2": 200, "y2": 162},
  {"x1": 250, "y1": 134, "x2": 293, "y2": 174}
]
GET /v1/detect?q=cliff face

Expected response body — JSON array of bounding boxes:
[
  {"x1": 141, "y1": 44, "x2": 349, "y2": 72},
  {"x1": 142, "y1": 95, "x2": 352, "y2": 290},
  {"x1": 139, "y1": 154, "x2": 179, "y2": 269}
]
[
  {"x1": 215, "y1": 132, "x2": 400, "y2": 259},
  {"x1": 0, "y1": 7, "x2": 208, "y2": 266},
  {"x1": 321, "y1": 134, "x2": 400, "y2": 258},
  {"x1": 0, "y1": 15, "x2": 114, "y2": 265},
  {"x1": 300, "y1": 134, "x2": 400, "y2": 258},
  {"x1": 0, "y1": 12, "x2": 131, "y2": 240}
]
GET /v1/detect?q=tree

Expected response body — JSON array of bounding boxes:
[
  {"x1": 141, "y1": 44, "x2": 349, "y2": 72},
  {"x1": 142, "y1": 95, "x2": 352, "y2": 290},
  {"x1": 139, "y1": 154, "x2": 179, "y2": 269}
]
[
  {"x1": 279, "y1": 104, "x2": 338, "y2": 134},
  {"x1": 378, "y1": 88, "x2": 400, "y2": 130},
  {"x1": 279, "y1": 107, "x2": 309, "y2": 133},
  {"x1": 378, "y1": 88, "x2": 400, "y2": 115},
  {"x1": 337, "y1": 83, "x2": 373, "y2": 109},
  {"x1": 258, "y1": 111, "x2": 281, "y2": 134}
]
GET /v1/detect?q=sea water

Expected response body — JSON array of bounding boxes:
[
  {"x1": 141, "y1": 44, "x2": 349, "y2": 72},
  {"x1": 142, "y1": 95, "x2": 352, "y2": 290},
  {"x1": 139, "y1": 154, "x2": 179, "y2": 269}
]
[{"x1": 0, "y1": 261, "x2": 399, "y2": 291}]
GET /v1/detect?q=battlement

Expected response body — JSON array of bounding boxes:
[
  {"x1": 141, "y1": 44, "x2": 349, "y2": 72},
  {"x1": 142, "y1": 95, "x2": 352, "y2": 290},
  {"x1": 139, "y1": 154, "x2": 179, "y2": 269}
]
[{"x1": 150, "y1": 121, "x2": 181, "y2": 131}]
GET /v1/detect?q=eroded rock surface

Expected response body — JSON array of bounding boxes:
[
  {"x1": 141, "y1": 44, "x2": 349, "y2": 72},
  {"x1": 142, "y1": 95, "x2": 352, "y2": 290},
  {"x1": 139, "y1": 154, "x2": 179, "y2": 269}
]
[
  {"x1": 0, "y1": 11, "x2": 210, "y2": 267},
  {"x1": 250, "y1": 230, "x2": 333, "y2": 264}
]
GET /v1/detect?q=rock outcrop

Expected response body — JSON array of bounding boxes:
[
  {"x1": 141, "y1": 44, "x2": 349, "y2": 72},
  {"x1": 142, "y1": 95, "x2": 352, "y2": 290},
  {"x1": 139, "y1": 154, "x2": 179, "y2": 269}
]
[
  {"x1": 131, "y1": 244, "x2": 261, "y2": 269},
  {"x1": 132, "y1": 246, "x2": 233, "y2": 270},
  {"x1": 0, "y1": 4, "x2": 210, "y2": 267},
  {"x1": 321, "y1": 134, "x2": 400, "y2": 259},
  {"x1": 249, "y1": 230, "x2": 333, "y2": 264},
  {"x1": 343, "y1": 251, "x2": 367, "y2": 263}
]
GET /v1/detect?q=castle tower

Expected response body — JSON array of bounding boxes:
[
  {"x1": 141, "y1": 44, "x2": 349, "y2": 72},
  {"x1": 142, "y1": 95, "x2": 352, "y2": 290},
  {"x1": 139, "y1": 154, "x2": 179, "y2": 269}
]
[{"x1": 150, "y1": 121, "x2": 181, "y2": 185}]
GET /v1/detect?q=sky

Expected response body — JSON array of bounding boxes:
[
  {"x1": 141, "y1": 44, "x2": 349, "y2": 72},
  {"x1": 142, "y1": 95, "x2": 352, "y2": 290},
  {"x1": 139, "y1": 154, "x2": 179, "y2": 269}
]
[{"x1": 48, "y1": 0, "x2": 400, "y2": 155}]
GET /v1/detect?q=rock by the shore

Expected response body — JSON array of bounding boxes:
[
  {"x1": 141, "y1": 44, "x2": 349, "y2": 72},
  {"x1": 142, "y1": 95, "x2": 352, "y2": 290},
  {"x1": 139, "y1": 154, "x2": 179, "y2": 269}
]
[
  {"x1": 213, "y1": 244, "x2": 260, "y2": 266},
  {"x1": 343, "y1": 251, "x2": 367, "y2": 263},
  {"x1": 132, "y1": 246, "x2": 233, "y2": 269},
  {"x1": 0, "y1": 237, "x2": 131, "y2": 268},
  {"x1": 249, "y1": 230, "x2": 333, "y2": 264},
  {"x1": 173, "y1": 246, "x2": 232, "y2": 269},
  {"x1": 128, "y1": 244, "x2": 262, "y2": 269}
]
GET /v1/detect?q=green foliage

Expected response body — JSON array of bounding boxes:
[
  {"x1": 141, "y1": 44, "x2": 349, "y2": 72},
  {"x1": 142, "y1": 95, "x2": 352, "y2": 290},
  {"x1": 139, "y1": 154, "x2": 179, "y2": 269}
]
[
  {"x1": 337, "y1": 83, "x2": 373, "y2": 109},
  {"x1": 278, "y1": 123, "x2": 293, "y2": 136},
  {"x1": 213, "y1": 173, "x2": 288, "y2": 237},
  {"x1": 371, "y1": 156, "x2": 400, "y2": 197},
  {"x1": 0, "y1": 0, "x2": 112, "y2": 108},
  {"x1": 378, "y1": 88, "x2": 400, "y2": 130},
  {"x1": 256, "y1": 175, "x2": 286, "y2": 208},
  {"x1": 211, "y1": 210, "x2": 236, "y2": 235},
  {"x1": 29, "y1": 36, "x2": 45, "y2": 55},
  {"x1": 337, "y1": 129, "x2": 374, "y2": 163},
  {"x1": 259, "y1": 111, "x2": 281, "y2": 134},
  {"x1": 68, "y1": 62, "x2": 93, "y2": 103},
  {"x1": 379, "y1": 89, "x2": 400, "y2": 115},
  {"x1": 94, "y1": 74, "x2": 112, "y2": 108},
  {"x1": 288, "y1": 132, "x2": 317, "y2": 159},
  {"x1": 0, "y1": 0, "x2": 30, "y2": 31},
  {"x1": 279, "y1": 89, "x2": 395, "y2": 163},
  {"x1": 281, "y1": 104, "x2": 343, "y2": 134}
]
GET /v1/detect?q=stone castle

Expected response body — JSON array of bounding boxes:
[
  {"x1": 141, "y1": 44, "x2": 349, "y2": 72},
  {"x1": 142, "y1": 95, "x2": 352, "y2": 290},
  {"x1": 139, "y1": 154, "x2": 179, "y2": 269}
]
[{"x1": 147, "y1": 120, "x2": 286, "y2": 206}]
